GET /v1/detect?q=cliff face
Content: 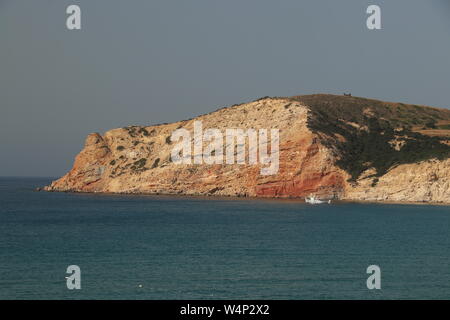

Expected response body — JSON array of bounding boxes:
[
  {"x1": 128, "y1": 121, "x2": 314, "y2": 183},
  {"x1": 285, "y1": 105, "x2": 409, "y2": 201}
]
[
  {"x1": 345, "y1": 159, "x2": 450, "y2": 202},
  {"x1": 45, "y1": 94, "x2": 450, "y2": 203}
]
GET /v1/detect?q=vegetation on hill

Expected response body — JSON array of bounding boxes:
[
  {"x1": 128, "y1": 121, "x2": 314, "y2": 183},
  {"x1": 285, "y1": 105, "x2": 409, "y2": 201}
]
[{"x1": 290, "y1": 94, "x2": 450, "y2": 181}]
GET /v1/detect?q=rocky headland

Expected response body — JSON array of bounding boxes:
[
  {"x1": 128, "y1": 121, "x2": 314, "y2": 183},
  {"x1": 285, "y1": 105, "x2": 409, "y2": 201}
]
[{"x1": 44, "y1": 94, "x2": 450, "y2": 203}]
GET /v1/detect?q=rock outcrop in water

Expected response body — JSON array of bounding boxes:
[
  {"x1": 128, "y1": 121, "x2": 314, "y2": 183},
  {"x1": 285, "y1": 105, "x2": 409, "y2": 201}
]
[{"x1": 44, "y1": 94, "x2": 450, "y2": 203}]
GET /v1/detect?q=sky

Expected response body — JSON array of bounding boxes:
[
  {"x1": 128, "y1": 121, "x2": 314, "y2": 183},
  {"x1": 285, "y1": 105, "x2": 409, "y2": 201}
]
[{"x1": 1, "y1": 0, "x2": 450, "y2": 177}]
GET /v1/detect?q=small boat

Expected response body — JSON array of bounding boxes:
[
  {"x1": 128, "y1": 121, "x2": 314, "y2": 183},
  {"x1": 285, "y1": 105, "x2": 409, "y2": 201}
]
[{"x1": 305, "y1": 195, "x2": 331, "y2": 204}]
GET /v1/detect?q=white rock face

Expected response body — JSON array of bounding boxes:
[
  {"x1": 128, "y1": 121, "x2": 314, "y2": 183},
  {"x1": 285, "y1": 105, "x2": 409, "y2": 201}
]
[{"x1": 345, "y1": 158, "x2": 450, "y2": 203}]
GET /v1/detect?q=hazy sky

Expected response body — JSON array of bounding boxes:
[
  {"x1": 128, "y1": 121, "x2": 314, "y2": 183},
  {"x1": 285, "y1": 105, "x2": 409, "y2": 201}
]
[{"x1": 1, "y1": 0, "x2": 450, "y2": 177}]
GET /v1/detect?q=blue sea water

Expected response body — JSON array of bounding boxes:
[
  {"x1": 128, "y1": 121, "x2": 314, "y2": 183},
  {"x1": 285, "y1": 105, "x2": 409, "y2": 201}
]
[{"x1": 0, "y1": 177, "x2": 449, "y2": 300}]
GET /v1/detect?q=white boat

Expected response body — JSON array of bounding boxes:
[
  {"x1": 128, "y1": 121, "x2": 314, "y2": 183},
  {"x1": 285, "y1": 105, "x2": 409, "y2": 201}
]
[{"x1": 305, "y1": 195, "x2": 331, "y2": 204}]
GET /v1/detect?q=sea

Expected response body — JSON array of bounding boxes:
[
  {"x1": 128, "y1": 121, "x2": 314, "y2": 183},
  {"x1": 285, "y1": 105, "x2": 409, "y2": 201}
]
[{"x1": 0, "y1": 177, "x2": 449, "y2": 300}]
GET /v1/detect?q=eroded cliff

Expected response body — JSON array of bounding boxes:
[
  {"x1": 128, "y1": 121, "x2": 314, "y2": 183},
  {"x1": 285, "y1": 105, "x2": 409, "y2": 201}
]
[{"x1": 44, "y1": 94, "x2": 450, "y2": 203}]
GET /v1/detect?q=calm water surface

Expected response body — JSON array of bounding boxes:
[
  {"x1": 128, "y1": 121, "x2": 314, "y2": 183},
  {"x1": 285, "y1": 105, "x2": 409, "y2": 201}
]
[{"x1": 0, "y1": 177, "x2": 449, "y2": 299}]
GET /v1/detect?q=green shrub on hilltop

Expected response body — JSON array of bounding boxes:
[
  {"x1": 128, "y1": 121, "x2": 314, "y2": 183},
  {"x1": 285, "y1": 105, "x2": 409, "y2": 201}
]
[{"x1": 290, "y1": 94, "x2": 450, "y2": 181}]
